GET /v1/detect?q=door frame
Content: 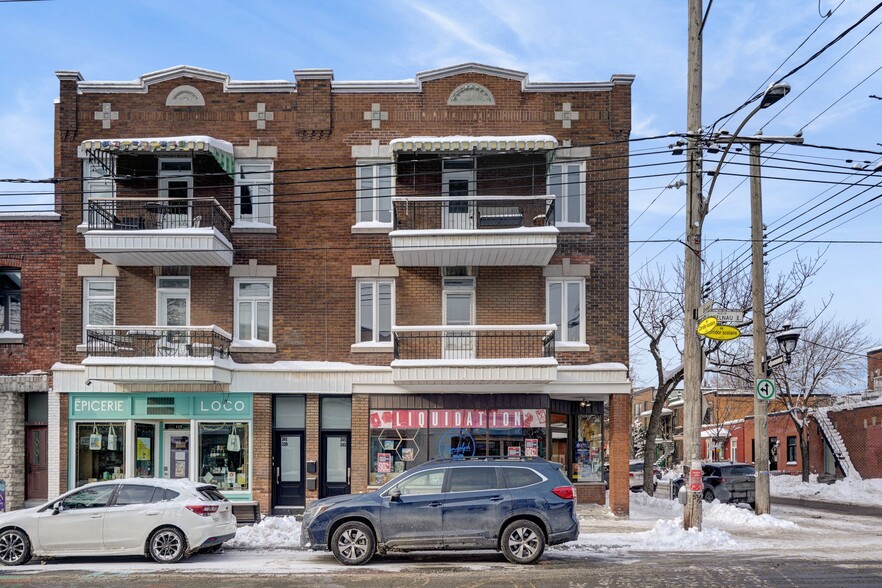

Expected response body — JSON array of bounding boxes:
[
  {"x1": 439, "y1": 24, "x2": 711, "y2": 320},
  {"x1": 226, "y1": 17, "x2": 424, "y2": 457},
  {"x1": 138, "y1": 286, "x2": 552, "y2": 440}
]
[
  {"x1": 441, "y1": 159, "x2": 476, "y2": 229},
  {"x1": 132, "y1": 421, "x2": 159, "y2": 479},
  {"x1": 156, "y1": 277, "x2": 191, "y2": 327},
  {"x1": 442, "y1": 278, "x2": 476, "y2": 360},
  {"x1": 162, "y1": 426, "x2": 192, "y2": 480},
  {"x1": 25, "y1": 425, "x2": 48, "y2": 501},
  {"x1": 319, "y1": 431, "x2": 351, "y2": 498},
  {"x1": 273, "y1": 430, "x2": 306, "y2": 509}
]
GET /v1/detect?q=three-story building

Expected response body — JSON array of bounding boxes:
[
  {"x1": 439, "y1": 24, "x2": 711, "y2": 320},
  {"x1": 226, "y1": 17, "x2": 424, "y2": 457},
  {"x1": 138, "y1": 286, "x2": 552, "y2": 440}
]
[{"x1": 48, "y1": 63, "x2": 634, "y2": 517}]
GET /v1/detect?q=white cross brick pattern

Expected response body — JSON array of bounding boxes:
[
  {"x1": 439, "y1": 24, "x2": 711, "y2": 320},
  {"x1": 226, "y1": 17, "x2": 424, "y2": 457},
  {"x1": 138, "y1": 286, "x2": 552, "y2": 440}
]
[
  {"x1": 363, "y1": 103, "x2": 389, "y2": 129},
  {"x1": 554, "y1": 102, "x2": 580, "y2": 129},
  {"x1": 248, "y1": 102, "x2": 274, "y2": 130},
  {"x1": 94, "y1": 103, "x2": 119, "y2": 129}
]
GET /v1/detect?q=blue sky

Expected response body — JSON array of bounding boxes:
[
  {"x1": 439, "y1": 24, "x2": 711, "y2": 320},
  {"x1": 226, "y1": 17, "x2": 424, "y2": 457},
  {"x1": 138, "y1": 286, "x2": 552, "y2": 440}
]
[{"x1": 1, "y1": 0, "x2": 880, "y2": 386}]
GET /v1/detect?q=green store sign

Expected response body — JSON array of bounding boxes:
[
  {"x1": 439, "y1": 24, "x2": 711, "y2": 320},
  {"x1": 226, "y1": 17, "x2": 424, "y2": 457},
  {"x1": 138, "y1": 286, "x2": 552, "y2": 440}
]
[{"x1": 70, "y1": 393, "x2": 252, "y2": 420}]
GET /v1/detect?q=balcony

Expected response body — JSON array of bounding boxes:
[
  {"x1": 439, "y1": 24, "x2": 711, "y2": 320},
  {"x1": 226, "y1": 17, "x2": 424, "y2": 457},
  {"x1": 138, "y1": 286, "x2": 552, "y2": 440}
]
[
  {"x1": 82, "y1": 325, "x2": 233, "y2": 384},
  {"x1": 389, "y1": 196, "x2": 558, "y2": 267},
  {"x1": 84, "y1": 198, "x2": 233, "y2": 267},
  {"x1": 391, "y1": 325, "x2": 557, "y2": 386}
]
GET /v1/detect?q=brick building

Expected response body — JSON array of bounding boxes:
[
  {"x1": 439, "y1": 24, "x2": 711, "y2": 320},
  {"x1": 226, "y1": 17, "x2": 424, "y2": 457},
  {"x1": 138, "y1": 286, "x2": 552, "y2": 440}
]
[
  {"x1": 0, "y1": 212, "x2": 60, "y2": 510},
  {"x1": 46, "y1": 63, "x2": 635, "y2": 517}
]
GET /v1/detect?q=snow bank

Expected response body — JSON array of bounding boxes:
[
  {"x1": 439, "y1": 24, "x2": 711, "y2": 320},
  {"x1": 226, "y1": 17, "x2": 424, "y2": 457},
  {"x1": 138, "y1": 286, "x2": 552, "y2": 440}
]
[
  {"x1": 630, "y1": 489, "x2": 798, "y2": 530},
  {"x1": 557, "y1": 519, "x2": 742, "y2": 553},
  {"x1": 226, "y1": 516, "x2": 302, "y2": 550},
  {"x1": 770, "y1": 474, "x2": 882, "y2": 507}
]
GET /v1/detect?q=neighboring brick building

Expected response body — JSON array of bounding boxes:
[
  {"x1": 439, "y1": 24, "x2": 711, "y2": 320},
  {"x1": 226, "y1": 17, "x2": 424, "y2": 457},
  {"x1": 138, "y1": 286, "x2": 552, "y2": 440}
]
[
  {"x1": 0, "y1": 212, "x2": 60, "y2": 510},
  {"x1": 47, "y1": 63, "x2": 634, "y2": 517}
]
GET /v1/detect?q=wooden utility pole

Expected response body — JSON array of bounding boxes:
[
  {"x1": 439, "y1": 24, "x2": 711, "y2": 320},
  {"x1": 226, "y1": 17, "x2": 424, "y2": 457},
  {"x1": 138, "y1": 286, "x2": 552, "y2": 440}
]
[{"x1": 683, "y1": 0, "x2": 704, "y2": 530}]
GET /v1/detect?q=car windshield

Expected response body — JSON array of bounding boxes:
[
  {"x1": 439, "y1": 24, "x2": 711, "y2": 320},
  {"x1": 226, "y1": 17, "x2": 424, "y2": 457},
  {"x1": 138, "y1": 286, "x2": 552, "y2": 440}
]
[
  {"x1": 197, "y1": 486, "x2": 228, "y2": 501},
  {"x1": 723, "y1": 465, "x2": 755, "y2": 476}
]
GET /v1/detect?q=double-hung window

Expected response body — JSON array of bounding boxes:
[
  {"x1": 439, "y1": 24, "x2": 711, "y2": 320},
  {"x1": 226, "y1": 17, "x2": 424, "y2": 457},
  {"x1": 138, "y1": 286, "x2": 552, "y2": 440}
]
[
  {"x1": 355, "y1": 160, "x2": 394, "y2": 225},
  {"x1": 0, "y1": 269, "x2": 22, "y2": 336},
  {"x1": 235, "y1": 161, "x2": 274, "y2": 226},
  {"x1": 235, "y1": 279, "x2": 272, "y2": 342},
  {"x1": 83, "y1": 278, "x2": 115, "y2": 343},
  {"x1": 356, "y1": 279, "x2": 394, "y2": 344},
  {"x1": 546, "y1": 278, "x2": 585, "y2": 344},
  {"x1": 548, "y1": 161, "x2": 585, "y2": 225}
]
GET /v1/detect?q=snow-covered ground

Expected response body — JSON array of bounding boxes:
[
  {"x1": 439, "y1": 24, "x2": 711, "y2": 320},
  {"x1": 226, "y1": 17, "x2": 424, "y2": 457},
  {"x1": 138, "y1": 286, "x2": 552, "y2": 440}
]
[
  {"x1": 770, "y1": 474, "x2": 882, "y2": 506},
  {"x1": 7, "y1": 491, "x2": 882, "y2": 575}
]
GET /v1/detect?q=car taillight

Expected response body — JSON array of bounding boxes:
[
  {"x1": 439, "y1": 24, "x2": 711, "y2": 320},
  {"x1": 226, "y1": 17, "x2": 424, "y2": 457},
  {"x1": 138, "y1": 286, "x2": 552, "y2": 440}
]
[
  {"x1": 186, "y1": 504, "x2": 219, "y2": 516},
  {"x1": 551, "y1": 486, "x2": 575, "y2": 500}
]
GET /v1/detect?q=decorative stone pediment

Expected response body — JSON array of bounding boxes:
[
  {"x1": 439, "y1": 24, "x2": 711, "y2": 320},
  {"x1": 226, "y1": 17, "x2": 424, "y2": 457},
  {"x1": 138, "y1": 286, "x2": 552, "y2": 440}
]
[
  {"x1": 166, "y1": 85, "x2": 205, "y2": 106},
  {"x1": 448, "y1": 83, "x2": 495, "y2": 106}
]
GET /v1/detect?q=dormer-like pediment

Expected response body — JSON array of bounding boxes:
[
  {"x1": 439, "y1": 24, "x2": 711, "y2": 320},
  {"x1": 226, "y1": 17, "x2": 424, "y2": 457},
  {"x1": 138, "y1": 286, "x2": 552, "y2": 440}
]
[{"x1": 75, "y1": 65, "x2": 297, "y2": 94}]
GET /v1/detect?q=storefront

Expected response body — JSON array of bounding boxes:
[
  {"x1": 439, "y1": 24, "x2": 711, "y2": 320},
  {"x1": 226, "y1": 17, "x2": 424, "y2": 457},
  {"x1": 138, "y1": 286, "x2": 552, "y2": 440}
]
[
  {"x1": 367, "y1": 394, "x2": 604, "y2": 494},
  {"x1": 68, "y1": 392, "x2": 253, "y2": 501}
]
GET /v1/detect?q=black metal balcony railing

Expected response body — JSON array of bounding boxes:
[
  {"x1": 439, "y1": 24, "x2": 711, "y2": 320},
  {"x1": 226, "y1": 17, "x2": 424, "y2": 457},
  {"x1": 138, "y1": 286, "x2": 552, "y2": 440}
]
[
  {"x1": 86, "y1": 326, "x2": 232, "y2": 359},
  {"x1": 87, "y1": 198, "x2": 233, "y2": 242},
  {"x1": 393, "y1": 196, "x2": 555, "y2": 231},
  {"x1": 393, "y1": 325, "x2": 556, "y2": 360}
]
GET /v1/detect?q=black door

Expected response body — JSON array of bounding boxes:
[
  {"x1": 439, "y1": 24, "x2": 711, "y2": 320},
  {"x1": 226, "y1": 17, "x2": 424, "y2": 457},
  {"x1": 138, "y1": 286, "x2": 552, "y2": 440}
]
[
  {"x1": 320, "y1": 432, "x2": 350, "y2": 497},
  {"x1": 273, "y1": 431, "x2": 305, "y2": 507}
]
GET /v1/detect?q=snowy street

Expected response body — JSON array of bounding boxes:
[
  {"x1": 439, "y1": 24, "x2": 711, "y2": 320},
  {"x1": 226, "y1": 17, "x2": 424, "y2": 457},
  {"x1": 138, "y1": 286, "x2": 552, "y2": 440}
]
[{"x1": 3, "y1": 492, "x2": 882, "y2": 587}]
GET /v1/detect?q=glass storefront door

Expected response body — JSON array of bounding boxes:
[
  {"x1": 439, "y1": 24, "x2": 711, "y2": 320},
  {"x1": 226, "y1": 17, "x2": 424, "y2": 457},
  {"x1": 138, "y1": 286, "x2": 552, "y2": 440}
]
[
  {"x1": 134, "y1": 422, "x2": 158, "y2": 478},
  {"x1": 163, "y1": 426, "x2": 191, "y2": 479},
  {"x1": 321, "y1": 432, "x2": 350, "y2": 498}
]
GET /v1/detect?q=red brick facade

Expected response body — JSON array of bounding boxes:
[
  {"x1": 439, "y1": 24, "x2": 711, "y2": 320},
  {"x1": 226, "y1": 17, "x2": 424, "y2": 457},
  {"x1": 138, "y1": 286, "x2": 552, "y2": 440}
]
[{"x1": 46, "y1": 64, "x2": 634, "y2": 515}]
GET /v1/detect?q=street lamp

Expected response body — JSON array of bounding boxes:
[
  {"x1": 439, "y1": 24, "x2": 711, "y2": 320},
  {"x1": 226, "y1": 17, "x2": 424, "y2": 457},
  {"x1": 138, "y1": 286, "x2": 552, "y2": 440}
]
[{"x1": 775, "y1": 323, "x2": 802, "y2": 363}]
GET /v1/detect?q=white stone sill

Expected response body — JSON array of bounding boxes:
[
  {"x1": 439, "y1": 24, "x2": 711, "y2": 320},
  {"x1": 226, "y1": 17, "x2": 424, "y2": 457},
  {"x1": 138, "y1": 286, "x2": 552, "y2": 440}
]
[
  {"x1": 555, "y1": 342, "x2": 591, "y2": 352},
  {"x1": 351, "y1": 342, "x2": 394, "y2": 353},
  {"x1": 351, "y1": 223, "x2": 393, "y2": 235}
]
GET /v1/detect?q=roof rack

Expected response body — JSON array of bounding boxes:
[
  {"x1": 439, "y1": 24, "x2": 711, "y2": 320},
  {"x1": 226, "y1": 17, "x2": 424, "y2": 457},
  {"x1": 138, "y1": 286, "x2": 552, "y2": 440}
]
[{"x1": 427, "y1": 456, "x2": 547, "y2": 463}]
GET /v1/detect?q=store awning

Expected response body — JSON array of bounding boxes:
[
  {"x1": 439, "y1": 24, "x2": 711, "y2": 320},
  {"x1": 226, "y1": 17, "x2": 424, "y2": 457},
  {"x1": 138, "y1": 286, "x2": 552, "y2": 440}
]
[
  {"x1": 390, "y1": 135, "x2": 558, "y2": 153},
  {"x1": 701, "y1": 428, "x2": 730, "y2": 438},
  {"x1": 80, "y1": 135, "x2": 236, "y2": 175}
]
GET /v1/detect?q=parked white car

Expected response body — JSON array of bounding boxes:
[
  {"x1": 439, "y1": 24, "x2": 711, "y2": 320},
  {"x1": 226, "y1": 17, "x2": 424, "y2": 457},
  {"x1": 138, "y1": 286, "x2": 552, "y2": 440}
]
[{"x1": 0, "y1": 479, "x2": 236, "y2": 566}]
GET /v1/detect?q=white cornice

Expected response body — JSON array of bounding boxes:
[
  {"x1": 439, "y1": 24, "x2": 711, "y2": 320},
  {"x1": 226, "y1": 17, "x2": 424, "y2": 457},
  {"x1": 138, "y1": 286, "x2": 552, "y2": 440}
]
[{"x1": 77, "y1": 65, "x2": 296, "y2": 94}]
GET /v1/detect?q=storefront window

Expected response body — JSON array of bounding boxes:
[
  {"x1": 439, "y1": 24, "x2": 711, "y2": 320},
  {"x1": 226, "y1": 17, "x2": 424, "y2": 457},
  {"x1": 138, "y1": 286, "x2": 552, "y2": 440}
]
[
  {"x1": 75, "y1": 422, "x2": 126, "y2": 487},
  {"x1": 199, "y1": 422, "x2": 250, "y2": 491},
  {"x1": 368, "y1": 408, "x2": 548, "y2": 486},
  {"x1": 573, "y1": 414, "x2": 602, "y2": 482},
  {"x1": 550, "y1": 413, "x2": 569, "y2": 468},
  {"x1": 134, "y1": 423, "x2": 156, "y2": 478}
]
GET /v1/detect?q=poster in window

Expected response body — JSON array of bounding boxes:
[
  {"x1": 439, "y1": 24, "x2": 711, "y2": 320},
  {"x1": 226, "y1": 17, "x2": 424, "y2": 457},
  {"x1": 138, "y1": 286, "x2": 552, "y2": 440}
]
[
  {"x1": 400, "y1": 447, "x2": 414, "y2": 462},
  {"x1": 525, "y1": 438, "x2": 539, "y2": 457},
  {"x1": 137, "y1": 437, "x2": 151, "y2": 461},
  {"x1": 377, "y1": 453, "x2": 392, "y2": 473},
  {"x1": 508, "y1": 446, "x2": 522, "y2": 457}
]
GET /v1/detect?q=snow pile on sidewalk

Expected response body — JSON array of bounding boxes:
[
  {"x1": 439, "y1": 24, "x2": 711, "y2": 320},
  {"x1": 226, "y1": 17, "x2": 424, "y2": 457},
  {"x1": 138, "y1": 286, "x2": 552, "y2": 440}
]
[
  {"x1": 226, "y1": 516, "x2": 302, "y2": 550},
  {"x1": 559, "y1": 518, "x2": 742, "y2": 554},
  {"x1": 770, "y1": 474, "x2": 882, "y2": 507},
  {"x1": 631, "y1": 491, "x2": 798, "y2": 530}
]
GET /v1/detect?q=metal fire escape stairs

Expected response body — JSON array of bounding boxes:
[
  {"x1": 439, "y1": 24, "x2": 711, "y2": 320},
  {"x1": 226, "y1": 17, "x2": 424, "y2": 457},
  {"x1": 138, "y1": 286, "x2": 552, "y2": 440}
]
[{"x1": 814, "y1": 406, "x2": 861, "y2": 481}]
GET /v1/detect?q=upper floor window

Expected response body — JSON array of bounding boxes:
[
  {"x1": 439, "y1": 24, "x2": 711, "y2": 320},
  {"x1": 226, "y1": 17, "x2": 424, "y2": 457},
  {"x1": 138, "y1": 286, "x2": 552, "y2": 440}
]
[
  {"x1": 356, "y1": 160, "x2": 394, "y2": 225},
  {"x1": 546, "y1": 278, "x2": 584, "y2": 344},
  {"x1": 83, "y1": 278, "x2": 116, "y2": 343},
  {"x1": 548, "y1": 162, "x2": 585, "y2": 225},
  {"x1": 235, "y1": 279, "x2": 272, "y2": 342},
  {"x1": 356, "y1": 279, "x2": 394, "y2": 344},
  {"x1": 235, "y1": 161, "x2": 274, "y2": 226},
  {"x1": 0, "y1": 269, "x2": 22, "y2": 335}
]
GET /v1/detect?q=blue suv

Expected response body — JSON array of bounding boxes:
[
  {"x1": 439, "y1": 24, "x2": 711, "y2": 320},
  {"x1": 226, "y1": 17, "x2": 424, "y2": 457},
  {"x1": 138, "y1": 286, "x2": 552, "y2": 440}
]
[{"x1": 301, "y1": 458, "x2": 579, "y2": 565}]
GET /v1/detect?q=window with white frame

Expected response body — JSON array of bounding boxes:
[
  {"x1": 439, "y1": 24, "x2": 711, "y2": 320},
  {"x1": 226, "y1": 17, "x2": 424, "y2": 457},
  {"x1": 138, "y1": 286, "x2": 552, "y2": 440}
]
[
  {"x1": 82, "y1": 158, "x2": 116, "y2": 224},
  {"x1": 355, "y1": 160, "x2": 394, "y2": 225},
  {"x1": 548, "y1": 161, "x2": 585, "y2": 225},
  {"x1": 83, "y1": 278, "x2": 115, "y2": 342},
  {"x1": 546, "y1": 278, "x2": 585, "y2": 344},
  {"x1": 235, "y1": 161, "x2": 274, "y2": 226},
  {"x1": 356, "y1": 279, "x2": 394, "y2": 344},
  {"x1": 235, "y1": 279, "x2": 272, "y2": 342}
]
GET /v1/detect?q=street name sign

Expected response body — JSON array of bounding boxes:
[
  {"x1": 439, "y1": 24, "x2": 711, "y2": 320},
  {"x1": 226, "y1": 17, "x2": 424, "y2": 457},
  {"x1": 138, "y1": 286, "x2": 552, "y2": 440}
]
[
  {"x1": 710, "y1": 310, "x2": 745, "y2": 323},
  {"x1": 756, "y1": 378, "x2": 776, "y2": 400},
  {"x1": 702, "y1": 325, "x2": 741, "y2": 341}
]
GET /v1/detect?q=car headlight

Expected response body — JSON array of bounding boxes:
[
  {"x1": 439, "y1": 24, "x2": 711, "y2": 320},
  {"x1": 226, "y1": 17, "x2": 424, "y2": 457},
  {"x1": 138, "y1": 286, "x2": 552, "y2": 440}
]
[{"x1": 304, "y1": 503, "x2": 330, "y2": 524}]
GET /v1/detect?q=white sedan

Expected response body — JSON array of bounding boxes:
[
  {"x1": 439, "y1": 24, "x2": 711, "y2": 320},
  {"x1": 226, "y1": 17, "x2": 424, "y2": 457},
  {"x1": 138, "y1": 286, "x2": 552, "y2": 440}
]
[{"x1": 0, "y1": 478, "x2": 236, "y2": 566}]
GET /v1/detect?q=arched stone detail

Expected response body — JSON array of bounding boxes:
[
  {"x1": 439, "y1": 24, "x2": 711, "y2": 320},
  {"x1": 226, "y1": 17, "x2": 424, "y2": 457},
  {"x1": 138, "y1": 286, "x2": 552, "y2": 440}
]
[
  {"x1": 447, "y1": 83, "x2": 495, "y2": 106},
  {"x1": 165, "y1": 85, "x2": 205, "y2": 106}
]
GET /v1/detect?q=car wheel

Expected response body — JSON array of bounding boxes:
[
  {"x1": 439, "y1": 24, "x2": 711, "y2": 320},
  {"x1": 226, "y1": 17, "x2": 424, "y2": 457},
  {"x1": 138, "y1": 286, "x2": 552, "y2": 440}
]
[
  {"x1": 0, "y1": 529, "x2": 31, "y2": 566},
  {"x1": 702, "y1": 489, "x2": 715, "y2": 503},
  {"x1": 331, "y1": 521, "x2": 376, "y2": 566},
  {"x1": 501, "y1": 520, "x2": 545, "y2": 565},
  {"x1": 149, "y1": 527, "x2": 186, "y2": 564}
]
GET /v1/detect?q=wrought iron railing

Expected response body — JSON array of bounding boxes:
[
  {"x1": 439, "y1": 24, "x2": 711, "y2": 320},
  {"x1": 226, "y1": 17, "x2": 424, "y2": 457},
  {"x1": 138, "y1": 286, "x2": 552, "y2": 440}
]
[
  {"x1": 393, "y1": 325, "x2": 556, "y2": 361},
  {"x1": 392, "y1": 196, "x2": 555, "y2": 231},
  {"x1": 87, "y1": 198, "x2": 232, "y2": 242},
  {"x1": 86, "y1": 325, "x2": 232, "y2": 359}
]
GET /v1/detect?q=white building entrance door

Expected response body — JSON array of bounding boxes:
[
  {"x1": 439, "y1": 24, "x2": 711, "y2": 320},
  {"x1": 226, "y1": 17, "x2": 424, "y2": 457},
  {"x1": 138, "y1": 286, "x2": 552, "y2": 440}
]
[
  {"x1": 443, "y1": 278, "x2": 475, "y2": 360},
  {"x1": 157, "y1": 277, "x2": 190, "y2": 356},
  {"x1": 442, "y1": 159, "x2": 476, "y2": 230},
  {"x1": 163, "y1": 427, "x2": 191, "y2": 480}
]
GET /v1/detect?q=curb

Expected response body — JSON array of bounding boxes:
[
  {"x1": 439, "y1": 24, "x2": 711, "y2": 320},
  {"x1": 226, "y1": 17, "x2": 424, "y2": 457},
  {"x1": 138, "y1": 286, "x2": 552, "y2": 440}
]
[{"x1": 771, "y1": 496, "x2": 882, "y2": 518}]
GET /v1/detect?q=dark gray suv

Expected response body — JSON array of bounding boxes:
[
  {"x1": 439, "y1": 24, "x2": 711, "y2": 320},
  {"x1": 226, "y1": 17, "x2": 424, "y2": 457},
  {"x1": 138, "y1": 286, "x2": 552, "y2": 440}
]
[
  {"x1": 672, "y1": 462, "x2": 757, "y2": 507},
  {"x1": 301, "y1": 458, "x2": 579, "y2": 565}
]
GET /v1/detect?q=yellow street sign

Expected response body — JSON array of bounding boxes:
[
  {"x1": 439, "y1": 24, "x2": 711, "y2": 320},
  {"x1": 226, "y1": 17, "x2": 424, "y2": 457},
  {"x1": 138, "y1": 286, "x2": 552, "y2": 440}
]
[
  {"x1": 697, "y1": 316, "x2": 718, "y2": 335},
  {"x1": 703, "y1": 325, "x2": 741, "y2": 341}
]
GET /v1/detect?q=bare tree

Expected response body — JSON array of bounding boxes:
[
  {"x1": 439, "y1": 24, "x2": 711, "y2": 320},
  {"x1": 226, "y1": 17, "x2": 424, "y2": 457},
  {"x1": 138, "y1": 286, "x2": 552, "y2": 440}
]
[{"x1": 632, "y1": 253, "x2": 823, "y2": 495}]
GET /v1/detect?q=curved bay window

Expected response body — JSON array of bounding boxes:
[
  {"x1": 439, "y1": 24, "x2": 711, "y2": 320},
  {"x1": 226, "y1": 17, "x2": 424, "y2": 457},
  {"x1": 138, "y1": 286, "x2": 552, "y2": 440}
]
[
  {"x1": 199, "y1": 422, "x2": 250, "y2": 491},
  {"x1": 75, "y1": 423, "x2": 126, "y2": 487}
]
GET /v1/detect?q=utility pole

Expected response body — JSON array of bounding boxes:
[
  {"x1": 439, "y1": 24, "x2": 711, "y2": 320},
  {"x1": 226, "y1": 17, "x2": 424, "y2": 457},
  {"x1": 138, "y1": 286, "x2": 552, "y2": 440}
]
[{"x1": 683, "y1": 0, "x2": 704, "y2": 530}]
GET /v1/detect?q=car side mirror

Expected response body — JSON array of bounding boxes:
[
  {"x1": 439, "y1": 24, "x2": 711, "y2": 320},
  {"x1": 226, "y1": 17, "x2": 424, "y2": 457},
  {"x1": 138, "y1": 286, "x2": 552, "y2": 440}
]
[
  {"x1": 52, "y1": 503, "x2": 63, "y2": 515},
  {"x1": 389, "y1": 488, "x2": 401, "y2": 502}
]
